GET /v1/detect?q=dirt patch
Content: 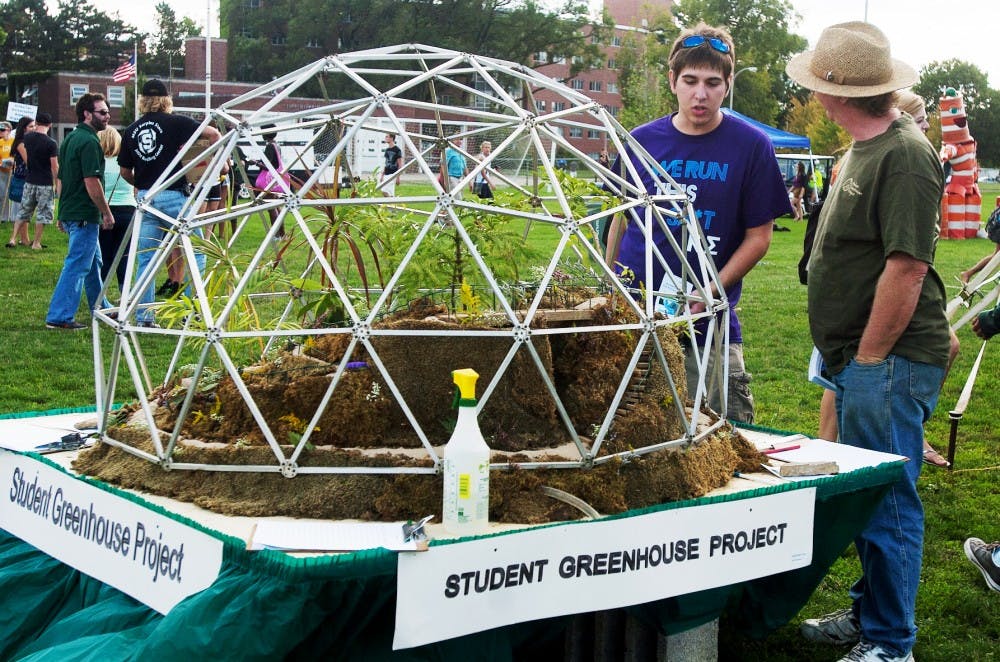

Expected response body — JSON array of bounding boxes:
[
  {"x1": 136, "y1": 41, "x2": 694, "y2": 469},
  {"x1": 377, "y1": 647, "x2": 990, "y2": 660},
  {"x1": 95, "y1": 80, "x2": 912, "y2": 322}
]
[
  {"x1": 74, "y1": 297, "x2": 764, "y2": 524},
  {"x1": 74, "y1": 425, "x2": 762, "y2": 523}
]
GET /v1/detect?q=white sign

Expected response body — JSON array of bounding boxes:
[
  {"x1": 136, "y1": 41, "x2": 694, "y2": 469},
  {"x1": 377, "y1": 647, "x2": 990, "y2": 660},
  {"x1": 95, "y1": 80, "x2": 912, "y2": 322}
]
[
  {"x1": 394, "y1": 488, "x2": 814, "y2": 649},
  {"x1": 5, "y1": 102, "x2": 38, "y2": 123},
  {"x1": 0, "y1": 449, "x2": 223, "y2": 615}
]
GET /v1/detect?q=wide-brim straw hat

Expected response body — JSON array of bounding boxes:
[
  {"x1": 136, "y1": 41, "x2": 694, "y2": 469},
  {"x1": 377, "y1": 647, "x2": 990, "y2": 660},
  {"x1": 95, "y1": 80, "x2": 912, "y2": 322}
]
[{"x1": 786, "y1": 21, "x2": 916, "y2": 97}]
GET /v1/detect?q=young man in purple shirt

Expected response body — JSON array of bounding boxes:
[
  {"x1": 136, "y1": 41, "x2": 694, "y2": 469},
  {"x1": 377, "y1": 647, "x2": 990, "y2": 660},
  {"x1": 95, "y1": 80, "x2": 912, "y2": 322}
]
[{"x1": 608, "y1": 23, "x2": 791, "y2": 422}]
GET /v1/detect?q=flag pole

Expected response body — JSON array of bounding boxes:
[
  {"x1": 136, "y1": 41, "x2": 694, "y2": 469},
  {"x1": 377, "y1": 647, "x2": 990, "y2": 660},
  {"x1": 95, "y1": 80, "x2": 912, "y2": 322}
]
[
  {"x1": 133, "y1": 36, "x2": 139, "y2": 116},
  {"x1": 205, "y1": 0, "x2": 212, "y2": 114}
]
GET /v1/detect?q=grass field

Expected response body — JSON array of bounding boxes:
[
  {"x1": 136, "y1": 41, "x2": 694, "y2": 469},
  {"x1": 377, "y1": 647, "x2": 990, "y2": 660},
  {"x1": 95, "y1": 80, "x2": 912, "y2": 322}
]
[{"x1": 1, "y1": 183, "x2": 998, "y2": 659}]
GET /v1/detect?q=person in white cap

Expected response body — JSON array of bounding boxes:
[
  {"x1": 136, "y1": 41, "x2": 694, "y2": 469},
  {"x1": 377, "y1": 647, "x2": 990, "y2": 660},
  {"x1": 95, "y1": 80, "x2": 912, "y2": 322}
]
[{"x1": 788, "y1": 22, "x2": 952, "y2": 662}]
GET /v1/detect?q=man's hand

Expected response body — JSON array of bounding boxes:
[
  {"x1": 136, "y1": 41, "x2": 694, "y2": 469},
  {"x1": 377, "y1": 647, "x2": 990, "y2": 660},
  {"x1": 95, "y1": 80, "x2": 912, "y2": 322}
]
[
  {"x1": 971, "y1": 314, "x2": 995, "y2": 340},
  {"x1": 100, "y1": 210, "x2": 114, "y2": 231}
]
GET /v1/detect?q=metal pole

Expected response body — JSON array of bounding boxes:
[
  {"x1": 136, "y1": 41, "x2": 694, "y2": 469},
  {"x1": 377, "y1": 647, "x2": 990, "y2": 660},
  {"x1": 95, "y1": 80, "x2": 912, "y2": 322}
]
[
  {"x1": 946, "y1": 339, "x2": 988, "y2": 468},
  {"x1": 728, "y1": 66, "x2": 758, "y2": 109},
  {"x1": 205, "y1": 0, "x2": 212, "y2": 113},
  {"x1": 133, "y1": 37, "x2": 139, "y2": 116}
]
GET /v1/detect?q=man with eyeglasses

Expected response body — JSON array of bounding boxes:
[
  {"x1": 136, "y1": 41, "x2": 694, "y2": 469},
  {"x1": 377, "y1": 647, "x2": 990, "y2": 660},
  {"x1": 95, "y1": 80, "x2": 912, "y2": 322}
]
[
  {"x1": 44, "y1": 93, "x2": 115, "y2": 330},
  {"x1": 606, "y1": 23, "x2": 791, "y2": 424}
]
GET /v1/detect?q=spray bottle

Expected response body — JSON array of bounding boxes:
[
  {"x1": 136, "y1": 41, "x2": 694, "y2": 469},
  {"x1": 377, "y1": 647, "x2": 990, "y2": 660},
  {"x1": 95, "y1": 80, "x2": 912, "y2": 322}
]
[{"x1": 442, "y1": 368, "x2": 491, "y2": 535}]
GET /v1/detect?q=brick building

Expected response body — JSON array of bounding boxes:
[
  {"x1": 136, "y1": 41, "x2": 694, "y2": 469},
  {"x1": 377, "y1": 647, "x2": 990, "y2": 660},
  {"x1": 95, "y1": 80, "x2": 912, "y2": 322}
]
[
  {"x1": 23, "y1": 0, "x2": 672, "y2": 157},
  {"x1": 533, "y1": 0, "x2": 673, "y2": 160}
]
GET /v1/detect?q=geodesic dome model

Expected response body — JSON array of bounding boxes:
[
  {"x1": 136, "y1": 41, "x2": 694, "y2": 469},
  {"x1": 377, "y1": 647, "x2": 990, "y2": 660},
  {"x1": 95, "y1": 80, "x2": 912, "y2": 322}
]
[{"x1": 89, "y1": 44, "x2": 733, "y2": 481}]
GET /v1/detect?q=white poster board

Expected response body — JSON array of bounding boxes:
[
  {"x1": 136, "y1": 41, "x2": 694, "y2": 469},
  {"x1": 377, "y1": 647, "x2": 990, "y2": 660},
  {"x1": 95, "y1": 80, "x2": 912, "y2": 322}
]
[
  {"x1": 394, "y1": 488, "x2": 814, "y2": 649},
  {"x1": 6, "y1": 102, "x2": 38, "y2": 123},
  {"x1": 0, "y1": 449, "x2": 223, "y2": 615}
]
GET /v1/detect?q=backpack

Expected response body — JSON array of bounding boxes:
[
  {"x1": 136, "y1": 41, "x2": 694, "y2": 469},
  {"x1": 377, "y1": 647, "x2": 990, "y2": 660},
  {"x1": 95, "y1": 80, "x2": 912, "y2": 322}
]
[{"x1": 986, "y1": 206, "x2": 1000, "y2": 244}]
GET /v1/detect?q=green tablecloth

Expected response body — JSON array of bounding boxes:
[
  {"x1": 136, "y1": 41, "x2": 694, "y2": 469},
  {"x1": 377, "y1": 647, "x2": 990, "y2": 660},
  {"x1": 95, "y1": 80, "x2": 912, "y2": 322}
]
[{"x1": 0, "y1": 453, "x2": 901, "y2": 660}]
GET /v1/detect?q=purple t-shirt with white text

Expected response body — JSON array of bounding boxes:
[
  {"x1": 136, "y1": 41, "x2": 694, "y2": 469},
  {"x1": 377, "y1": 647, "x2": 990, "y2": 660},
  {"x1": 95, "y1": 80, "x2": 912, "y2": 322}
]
[{"x1": 614, "y1": 112, "x2": 791, "y2": 343}]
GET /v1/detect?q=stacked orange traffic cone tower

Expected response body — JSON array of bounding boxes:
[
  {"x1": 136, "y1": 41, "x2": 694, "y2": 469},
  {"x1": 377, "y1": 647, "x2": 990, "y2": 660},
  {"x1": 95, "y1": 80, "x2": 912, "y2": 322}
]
[{"x1": 939, "y1": 87, "x2": 981, "y2": 238}]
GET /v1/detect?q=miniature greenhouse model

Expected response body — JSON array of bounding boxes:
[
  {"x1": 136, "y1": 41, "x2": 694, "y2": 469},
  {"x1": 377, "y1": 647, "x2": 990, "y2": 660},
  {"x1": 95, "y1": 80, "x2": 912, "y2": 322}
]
[{"x1": 79, "y1": 45, "x2": 748, "y2": 521}]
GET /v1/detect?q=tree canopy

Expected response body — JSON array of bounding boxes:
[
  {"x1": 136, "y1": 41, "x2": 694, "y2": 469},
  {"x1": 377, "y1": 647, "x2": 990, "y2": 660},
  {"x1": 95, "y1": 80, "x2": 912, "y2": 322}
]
[
  {"x1": 220, "y1": 0, "x2": 611, "y2": 85},
  {"x1": 0, "y1": 0, "x2": 134, "y2": 75},
  {"x1": 616, "y1": 0, "x2": 807, "y2": 130}
]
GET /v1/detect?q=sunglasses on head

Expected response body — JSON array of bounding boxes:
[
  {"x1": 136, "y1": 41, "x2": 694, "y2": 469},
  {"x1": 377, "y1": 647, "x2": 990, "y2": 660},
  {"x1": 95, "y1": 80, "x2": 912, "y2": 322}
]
[{"x1": 680, "y1": 35, "x2": 731, "y2": 54}]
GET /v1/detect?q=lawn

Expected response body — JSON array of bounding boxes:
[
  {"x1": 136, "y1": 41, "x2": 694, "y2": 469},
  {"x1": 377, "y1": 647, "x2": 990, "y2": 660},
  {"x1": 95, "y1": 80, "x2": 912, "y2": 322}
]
[{"x1": 1, "y1": 183, "x2": 998, "y2": 660}]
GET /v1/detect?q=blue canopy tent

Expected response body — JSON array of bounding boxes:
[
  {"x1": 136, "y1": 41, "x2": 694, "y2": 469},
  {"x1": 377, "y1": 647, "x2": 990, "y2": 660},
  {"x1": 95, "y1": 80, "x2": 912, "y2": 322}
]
[{"x1": 722, "y1": 108, "x2": 810, "y2": 150}]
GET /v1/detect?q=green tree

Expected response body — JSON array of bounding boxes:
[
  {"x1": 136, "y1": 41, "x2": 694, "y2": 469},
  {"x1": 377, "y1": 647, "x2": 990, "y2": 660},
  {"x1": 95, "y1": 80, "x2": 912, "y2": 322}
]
[
  {"x1": 784, "y1": 96, "x2": 850, "y2": 157},
  {"x1": 51, "y1": 0, "x2": 134, "y2": 72},
  {"x1": 915, "y1": 59, "x2": 991, "y2": 114},
  {"x1": 968, "y1": 88, "x2": 1000, "y2": 167},
  {"x1": 0, "y1": 0, "x2": 59, "y2": 74},
  {"x1": 616, "y1": 28, "x2": 673, "y2": 130},
  {"x1": 914, "y1": 60, "x2": 996, "y2": 166},
  {"x1": 143, "y1": 3, "x2": 201, "y2": 78},
  {"x1": 672, "y1": 0, "x2": 807, "y2": 125},
  {"x1": 221, "y1": 0, "x2": 610, "y2": 86}
]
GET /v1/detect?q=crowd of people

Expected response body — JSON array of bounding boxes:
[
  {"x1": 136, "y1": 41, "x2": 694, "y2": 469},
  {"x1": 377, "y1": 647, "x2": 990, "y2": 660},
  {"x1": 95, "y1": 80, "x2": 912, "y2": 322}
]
[{"x1": 2, "y1": 27, "x2": 999, "y2": 659}]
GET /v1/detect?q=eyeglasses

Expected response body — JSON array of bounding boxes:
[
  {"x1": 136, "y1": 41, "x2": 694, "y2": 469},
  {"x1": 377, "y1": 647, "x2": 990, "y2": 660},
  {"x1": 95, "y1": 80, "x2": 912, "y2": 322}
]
[
  {"x1": 680, "y1": 35, "x2": 731, "y2": 54},
  {"x1": 92, "y1": 109, "x2": 111, "y2": 116}
]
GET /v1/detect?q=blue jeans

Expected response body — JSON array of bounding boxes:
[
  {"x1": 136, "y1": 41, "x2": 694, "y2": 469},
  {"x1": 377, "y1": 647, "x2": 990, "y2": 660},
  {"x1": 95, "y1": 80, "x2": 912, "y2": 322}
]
[
  {"x1": 832, "y1": 354, "x2": 945, "y2": 656},
  {"x1": 45, "y1": 221, "x2": 108, "y2": 325},
  {"x1": 135, "y1": 189, "x2": 204, "y2": 323}
]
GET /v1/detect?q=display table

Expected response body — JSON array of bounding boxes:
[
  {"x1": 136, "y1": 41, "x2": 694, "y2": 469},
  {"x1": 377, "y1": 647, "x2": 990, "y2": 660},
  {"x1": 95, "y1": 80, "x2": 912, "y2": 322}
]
[{"x1": 0, "y1": 410, "x2": 904, "y2": 660}]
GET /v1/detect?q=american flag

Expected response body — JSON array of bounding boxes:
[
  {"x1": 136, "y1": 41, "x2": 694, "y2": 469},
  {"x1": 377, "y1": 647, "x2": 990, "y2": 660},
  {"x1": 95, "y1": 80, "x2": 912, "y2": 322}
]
[{"x1": 111, "y1": 55, "x2": 136, "y2": 83}]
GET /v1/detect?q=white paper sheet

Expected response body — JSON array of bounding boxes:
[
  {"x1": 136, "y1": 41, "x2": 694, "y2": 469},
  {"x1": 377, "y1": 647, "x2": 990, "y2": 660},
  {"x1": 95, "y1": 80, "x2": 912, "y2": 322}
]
[{"x1": 248, "y1": 520, "x2": 427, "y2": 552}]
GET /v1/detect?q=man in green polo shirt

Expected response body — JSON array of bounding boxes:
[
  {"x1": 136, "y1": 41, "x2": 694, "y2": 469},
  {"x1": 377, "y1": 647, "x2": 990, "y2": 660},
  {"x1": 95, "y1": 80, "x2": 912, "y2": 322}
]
[{"x1": 45, "y1": 92, "x2": 115, "y2": 330}]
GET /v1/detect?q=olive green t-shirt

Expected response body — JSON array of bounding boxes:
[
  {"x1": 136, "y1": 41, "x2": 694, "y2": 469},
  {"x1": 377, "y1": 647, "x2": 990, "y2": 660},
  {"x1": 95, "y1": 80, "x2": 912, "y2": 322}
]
[
  {"x1": 57, "y1": 123, "x2": 105, "y2": 223},
  {"x1": 808, "y1": 116, "x2": 951, "y2": 375}
]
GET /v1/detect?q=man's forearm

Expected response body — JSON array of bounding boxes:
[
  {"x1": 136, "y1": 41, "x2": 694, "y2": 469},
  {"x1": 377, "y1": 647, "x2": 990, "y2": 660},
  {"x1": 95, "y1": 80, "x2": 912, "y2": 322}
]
[
  {"x1": 857, "y1": 252, "x2": 928, "y2": 362},
  {"x1": 83, "y1": 177, "x2": 112, "y2": 216},
  {"x1": 715, "y1": 223, "x2": 772, "y2": 293}
]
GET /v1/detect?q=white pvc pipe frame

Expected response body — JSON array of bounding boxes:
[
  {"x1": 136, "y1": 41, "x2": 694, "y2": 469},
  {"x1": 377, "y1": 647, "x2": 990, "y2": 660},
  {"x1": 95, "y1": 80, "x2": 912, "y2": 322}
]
[{"x1": 91, "y1": 44, "x2": 731, "y2": 478}]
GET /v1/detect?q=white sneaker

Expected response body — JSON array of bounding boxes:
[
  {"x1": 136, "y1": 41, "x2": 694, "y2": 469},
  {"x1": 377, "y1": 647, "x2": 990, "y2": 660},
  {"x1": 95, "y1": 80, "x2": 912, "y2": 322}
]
[{"x1": 838, "y1": 641, "x2": 914, "y2": 662}]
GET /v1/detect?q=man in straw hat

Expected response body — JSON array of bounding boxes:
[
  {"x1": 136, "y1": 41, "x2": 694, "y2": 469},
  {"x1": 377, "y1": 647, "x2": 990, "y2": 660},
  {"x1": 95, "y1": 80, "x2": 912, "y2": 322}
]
[
  {"x1": 788, "y1": 22, "x2": 952, "y2": 662},
  {"x1": 605, "y1": 22, "x2": 792, "y2": 424}
]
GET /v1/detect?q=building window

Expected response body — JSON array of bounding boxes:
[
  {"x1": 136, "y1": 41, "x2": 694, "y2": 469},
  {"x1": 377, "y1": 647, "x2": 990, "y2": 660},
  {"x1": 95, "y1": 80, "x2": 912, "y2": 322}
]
[
  {"x1": 587, "y1": 129, "x2": 600, "y2": 139},
  {"x1": 69, "y1": 84, "x2": 88, "y2": 105},
  {"x1": 534, "y1": 52, "x2": 548, "y2": 64},
  {"x1": 440, "y1": 93, "x2": 454, "y2": 105},
  {"x1": 607, "y1": 58, "x2": 617, "y2": 69},
  {"x1": 607, "y1": 82, "x2": 618, "y2": 94},
  {"x1": 588, "y1": 81, "x2": 602, "y2": 92},
  {"x1": 569, "y1": 127, "x2": 583, "y2": 138},
  {"x1": 611, "y1": 35, "x2": 622, "y2": 47},
  {"x1": 271, "y1": 34, "x2": 286, "y2": 46},
  {"x1": 240, "y1": 26, "x2": 256, "y2": 38},
  {"x1": 306, "y1": 38, "x2": 322, "y2": 48},
  {"x1": 571, "y1": 79, "x2": 584, "y2": 90},
  {"x1": 591, "y1": 35, "x2": 601, "y2": 45},
  {"x1": 535, "y1": 100, "x2": 546, "y2": 111},
  {"x1": 609, "y1": 105, "x2": 620, "y2": 117},
  {"x1": 106, "y1": 86, "x2": 125, "y2": 108},
  {"x1": 245, "y1": 0, "x2": 260, "y2": 7},
  {"x1": 552, "y1": 101, "x2": 566, "y2": 111},
  {"x1": 552, "y1": 55, "x2": 565, "y2": 65}
]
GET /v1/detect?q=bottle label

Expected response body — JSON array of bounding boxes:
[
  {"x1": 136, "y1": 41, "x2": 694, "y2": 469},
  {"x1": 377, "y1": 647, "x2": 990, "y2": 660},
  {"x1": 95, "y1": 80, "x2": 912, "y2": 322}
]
[{"x1": 458, "y1": 473, "x2": 471, "y2": 499}]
